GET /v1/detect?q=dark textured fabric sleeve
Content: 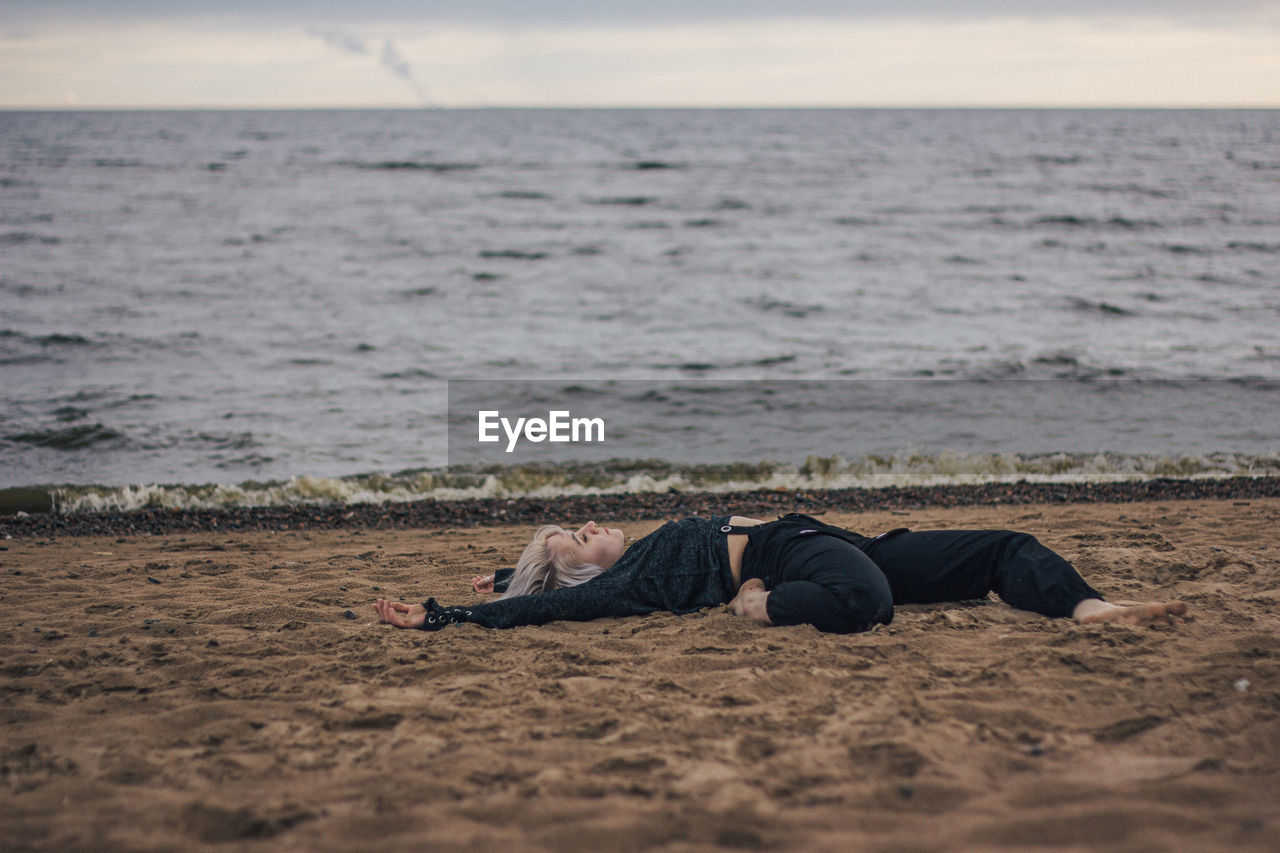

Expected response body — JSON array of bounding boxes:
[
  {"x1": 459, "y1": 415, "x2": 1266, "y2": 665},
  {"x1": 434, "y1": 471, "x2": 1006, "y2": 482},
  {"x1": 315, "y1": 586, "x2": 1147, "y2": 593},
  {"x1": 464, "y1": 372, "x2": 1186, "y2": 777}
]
[
  {"x1": 461, "y1": 569, "x2": 655, "y2": 628},
  {"x1": 492, "y1": 567, "x2": 514, "y2": 593}
]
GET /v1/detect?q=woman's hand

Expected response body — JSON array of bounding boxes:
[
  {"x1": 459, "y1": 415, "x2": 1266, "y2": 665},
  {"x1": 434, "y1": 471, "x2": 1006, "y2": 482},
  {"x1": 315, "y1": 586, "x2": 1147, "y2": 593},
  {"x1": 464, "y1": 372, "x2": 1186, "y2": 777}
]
[
  {"x1": 373, "y1": 598, "x2": 426, "y2": 629},
  {"x1": 471, "y1": 574, "x2": 496, "y2": 594}
]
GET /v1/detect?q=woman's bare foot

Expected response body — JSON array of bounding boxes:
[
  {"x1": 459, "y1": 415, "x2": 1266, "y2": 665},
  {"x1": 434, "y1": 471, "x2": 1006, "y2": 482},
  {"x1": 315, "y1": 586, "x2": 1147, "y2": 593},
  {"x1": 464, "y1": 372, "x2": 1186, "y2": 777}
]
[
  {"x1": 729, "y1": 578, "x2": 772, "y2": 625},
  {"x1": 1073, "y1": 598, "x2": 1188, "y2": 626}
]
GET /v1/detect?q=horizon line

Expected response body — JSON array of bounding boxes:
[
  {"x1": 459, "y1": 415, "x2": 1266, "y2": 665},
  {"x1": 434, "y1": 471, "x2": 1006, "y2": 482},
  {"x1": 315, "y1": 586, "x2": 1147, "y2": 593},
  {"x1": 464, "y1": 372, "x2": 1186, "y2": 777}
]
[{"x1": 4, "y1": 103, "x2": 1279, "y2": 112}]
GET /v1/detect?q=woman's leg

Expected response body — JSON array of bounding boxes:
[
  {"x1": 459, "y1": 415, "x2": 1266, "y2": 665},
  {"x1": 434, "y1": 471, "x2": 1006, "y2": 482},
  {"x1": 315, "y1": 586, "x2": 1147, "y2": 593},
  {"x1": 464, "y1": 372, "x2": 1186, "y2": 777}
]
[
  {"x1": 859, "y1": 529, "x2": 1102, "y2": 618},
  {"x1": 755, "y1": 533, "x2": 895, "y2": 633}
]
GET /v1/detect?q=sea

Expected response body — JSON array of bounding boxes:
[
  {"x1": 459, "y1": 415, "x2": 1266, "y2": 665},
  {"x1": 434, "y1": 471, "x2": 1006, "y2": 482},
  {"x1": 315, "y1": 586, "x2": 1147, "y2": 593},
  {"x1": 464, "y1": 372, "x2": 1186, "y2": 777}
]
[{"x1": 2, "y1": 109, "x2": 1278, "y2": 513}]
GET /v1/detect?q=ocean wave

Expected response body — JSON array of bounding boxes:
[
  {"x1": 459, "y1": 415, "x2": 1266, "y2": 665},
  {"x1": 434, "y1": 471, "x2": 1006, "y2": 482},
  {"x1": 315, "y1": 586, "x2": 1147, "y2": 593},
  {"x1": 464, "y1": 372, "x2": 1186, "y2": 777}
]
[
  {"x1": 1083, "y1": 183, "x2": 1175, "y2": 199},
  {"x1": 379, "y1": 368, "x2": 438, "y2": 380},
  {"x1": 1066, "y1": 297, "x2": 1137, "y2": 317},
  {"x1": 478, "y1": 249, "x2": 549, "y2": 260},
  {"x1": 41, "y1": 451, "x2": 1280, "y2": 515},
  {"x1": 0, "y1": 232, "x2": 60, "y2": 246},
  {"x1": 627, "y1": 160, "x2": 682, "y2": 170},
  {"x1": 51, "y1": 405, "x2": 89, "y2": 422},
  {"x1": 498, "y1": 190, "x2": 552, "y2": 200},
  {"x1": 648, "y1": 353, "x2": 801, "y2": 372},
  {"x1": 1227, "y1": 241, "x2": 1280, "y2": 254},
  {"x1": 0, "y1": 212, "x2": 54, "y2": 226},
  {"x1": 986, "y1": 213, "x2": 1169, "y2": 233},
  {"x1": 6, "y1": 422, "x2": 126, "y2": 450},
  {"x1": 1033, "y1": 215, "x2": 1162, "y2": 230},
  {"x1": 1, "y1": 330, "x2": 96, "y2": 348},
  {"x1": 744, "y1": 297, "x2": 826, "y2": 319},
  {"x1": 346, "y1": 160, "x2": 480, "y2": 172}
]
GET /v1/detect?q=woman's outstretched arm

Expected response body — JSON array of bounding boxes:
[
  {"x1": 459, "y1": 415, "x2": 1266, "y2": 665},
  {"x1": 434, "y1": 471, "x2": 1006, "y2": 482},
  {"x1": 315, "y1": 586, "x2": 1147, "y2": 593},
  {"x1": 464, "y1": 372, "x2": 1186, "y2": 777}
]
[
  {"x1": 465, "y1": 575, "x2": 647, "y2": 628},
  {"x1": 375, "y1": 570, "x2": 650, "y2": 631}
]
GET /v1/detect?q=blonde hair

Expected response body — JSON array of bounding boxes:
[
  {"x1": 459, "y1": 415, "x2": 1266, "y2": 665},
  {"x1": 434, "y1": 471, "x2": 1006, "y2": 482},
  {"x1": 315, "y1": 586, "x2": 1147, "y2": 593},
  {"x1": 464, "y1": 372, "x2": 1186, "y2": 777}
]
[{"x1": 501, "y1": 525, "x2": 607, "y2": 599}]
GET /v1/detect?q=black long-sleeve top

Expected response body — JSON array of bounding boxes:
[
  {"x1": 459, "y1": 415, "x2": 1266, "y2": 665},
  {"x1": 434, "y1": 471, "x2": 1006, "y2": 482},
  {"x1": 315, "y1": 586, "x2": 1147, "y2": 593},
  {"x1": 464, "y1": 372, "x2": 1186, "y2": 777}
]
[
  {"x1": 431, "y1": 516, "x2": 738, "y2": 629},
  {"x1": 491, "y1": 567, "x2": 514, "y2": 594}
]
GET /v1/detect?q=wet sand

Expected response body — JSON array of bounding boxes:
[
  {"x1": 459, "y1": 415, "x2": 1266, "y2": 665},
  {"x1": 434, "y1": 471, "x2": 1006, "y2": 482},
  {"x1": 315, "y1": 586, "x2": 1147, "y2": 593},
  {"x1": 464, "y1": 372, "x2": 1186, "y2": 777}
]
[{"x1": 2, "y1": 497, "x2": 1278, "y2": 851}]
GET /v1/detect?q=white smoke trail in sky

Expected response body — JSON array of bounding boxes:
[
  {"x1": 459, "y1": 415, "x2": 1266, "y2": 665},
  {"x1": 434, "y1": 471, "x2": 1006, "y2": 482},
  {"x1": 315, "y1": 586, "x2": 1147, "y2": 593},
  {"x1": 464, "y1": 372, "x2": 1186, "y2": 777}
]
[
  {"x1": 309, "y1": 27, "x2": 369, "y2": 57},
  {"x1": 307, "y1": 26, "x2": 435, "y2": 106},
  {"x1": 379, "y1": 39, "x2": 433, "y2": 105}
]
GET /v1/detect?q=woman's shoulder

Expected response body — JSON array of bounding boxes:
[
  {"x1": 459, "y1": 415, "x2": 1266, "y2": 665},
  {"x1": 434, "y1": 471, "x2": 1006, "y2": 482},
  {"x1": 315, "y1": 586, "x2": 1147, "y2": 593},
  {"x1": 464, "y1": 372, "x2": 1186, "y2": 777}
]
[
  {"x1": 647, "y1": 515, "x2": 730, "y2": 527},
  {"x1": 674, "y1": 515, "x2": 732, "y2": 529},
  {"x1": 637, "y1": 516, "x2": 730, "y2": 542}
]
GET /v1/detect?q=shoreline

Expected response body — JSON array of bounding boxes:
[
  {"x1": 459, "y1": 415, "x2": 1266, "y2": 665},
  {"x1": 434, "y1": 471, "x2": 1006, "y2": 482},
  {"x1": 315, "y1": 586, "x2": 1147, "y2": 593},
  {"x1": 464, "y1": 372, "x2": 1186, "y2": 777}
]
[{"x1": 4, "y1": 475, "x2": 1280, "y2": 538}]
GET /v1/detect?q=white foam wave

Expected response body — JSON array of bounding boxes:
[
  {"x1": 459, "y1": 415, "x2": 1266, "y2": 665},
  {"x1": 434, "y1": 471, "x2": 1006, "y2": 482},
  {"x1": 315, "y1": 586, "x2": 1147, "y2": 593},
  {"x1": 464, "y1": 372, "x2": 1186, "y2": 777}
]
[{"x1": 49, "y1": 450, "x2": 1280, "y2": 514}]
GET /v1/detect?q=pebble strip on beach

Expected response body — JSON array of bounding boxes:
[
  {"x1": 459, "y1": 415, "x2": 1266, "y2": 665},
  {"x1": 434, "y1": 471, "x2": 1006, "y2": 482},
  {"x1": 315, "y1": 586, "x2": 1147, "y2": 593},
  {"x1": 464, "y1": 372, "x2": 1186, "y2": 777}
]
[{"x1": 3, "y1": 477, "x2": 1279, "y2": 538}]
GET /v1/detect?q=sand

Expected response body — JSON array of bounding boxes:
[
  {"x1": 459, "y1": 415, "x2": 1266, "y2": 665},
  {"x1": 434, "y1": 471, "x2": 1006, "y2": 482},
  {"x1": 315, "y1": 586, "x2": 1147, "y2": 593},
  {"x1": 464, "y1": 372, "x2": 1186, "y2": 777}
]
[{"x1": 2, "y1": 498, "x2": 1277, "y2": 851}]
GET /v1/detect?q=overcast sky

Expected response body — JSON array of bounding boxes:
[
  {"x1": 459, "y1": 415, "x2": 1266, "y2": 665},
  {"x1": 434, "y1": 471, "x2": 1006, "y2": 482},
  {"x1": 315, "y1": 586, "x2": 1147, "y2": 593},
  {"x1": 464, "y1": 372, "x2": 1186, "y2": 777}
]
[{"x1": 3, "y1": 1, "x2": 1278, "y2": 108}]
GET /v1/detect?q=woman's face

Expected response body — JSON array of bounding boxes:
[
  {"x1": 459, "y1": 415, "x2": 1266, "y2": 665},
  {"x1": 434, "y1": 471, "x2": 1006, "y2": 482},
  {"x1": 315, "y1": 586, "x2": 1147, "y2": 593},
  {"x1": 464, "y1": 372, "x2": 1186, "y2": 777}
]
[{"x1": 550, "y1": 520, "x2": 626, "y2": 569}]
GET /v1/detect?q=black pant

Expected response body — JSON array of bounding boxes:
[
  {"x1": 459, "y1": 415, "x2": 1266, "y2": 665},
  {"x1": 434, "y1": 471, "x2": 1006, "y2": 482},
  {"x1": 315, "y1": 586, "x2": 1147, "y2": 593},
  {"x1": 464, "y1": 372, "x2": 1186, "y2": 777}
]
[{"x1": 747, "y1": 517, "x2": 1103, "y2": 634}]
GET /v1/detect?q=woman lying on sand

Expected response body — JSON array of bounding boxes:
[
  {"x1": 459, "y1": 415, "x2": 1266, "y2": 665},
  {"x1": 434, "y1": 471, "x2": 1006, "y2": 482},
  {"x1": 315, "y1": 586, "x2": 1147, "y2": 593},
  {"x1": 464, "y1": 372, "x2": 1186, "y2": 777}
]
[{"x1": 374, "y1": 513, "x2": 1186, "y2": 633}]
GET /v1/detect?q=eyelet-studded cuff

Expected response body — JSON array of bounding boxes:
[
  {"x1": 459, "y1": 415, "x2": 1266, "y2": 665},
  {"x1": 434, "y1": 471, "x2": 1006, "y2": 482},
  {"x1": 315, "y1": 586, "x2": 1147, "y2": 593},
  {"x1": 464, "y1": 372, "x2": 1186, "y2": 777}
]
[{"x1": 418, "y1": 597, "x2": 474, "y2": 631}]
